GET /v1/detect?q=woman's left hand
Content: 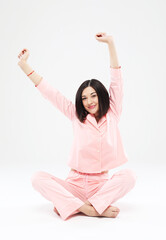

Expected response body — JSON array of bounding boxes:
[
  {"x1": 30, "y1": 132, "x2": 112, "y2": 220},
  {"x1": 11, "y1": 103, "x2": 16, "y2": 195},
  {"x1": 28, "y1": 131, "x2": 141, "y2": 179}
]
[{"x1": 95, "y1": 32, "x2": 113, "y2": 44}]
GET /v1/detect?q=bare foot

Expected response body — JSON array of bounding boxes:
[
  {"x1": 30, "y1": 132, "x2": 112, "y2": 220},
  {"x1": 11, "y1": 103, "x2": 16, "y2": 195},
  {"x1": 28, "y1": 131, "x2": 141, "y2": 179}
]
[
  {"x1": 79, "y1": 203, "x2": 120, "y2": 218},
  {"x1": 78, "y1": 204, "x2": 99, "y2": 217},
  {"x1": 100, "y1": 206, "x2": 120, "y2": 218},
  {"x1": 84, "y1": 200, "x2": 92, "y2": 206},
  {"x1": 84, "y1": 200, "x2": 120, "y2": 218}
]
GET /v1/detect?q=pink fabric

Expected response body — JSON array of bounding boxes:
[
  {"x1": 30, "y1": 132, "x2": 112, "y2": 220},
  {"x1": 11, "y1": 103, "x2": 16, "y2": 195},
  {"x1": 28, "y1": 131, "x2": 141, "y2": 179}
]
[
  {"x1": 35, "y1": 66, "x2": 128, "y2": 173},
  {"x1": 31, "y1": 168, "x2": 137, "y2": 220}
]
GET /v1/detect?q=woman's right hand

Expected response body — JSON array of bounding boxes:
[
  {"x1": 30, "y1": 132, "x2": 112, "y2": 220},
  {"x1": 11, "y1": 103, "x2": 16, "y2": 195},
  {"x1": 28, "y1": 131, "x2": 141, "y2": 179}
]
[{"x1": 18, "y1": 48, "x2": 30, "y2": 62}]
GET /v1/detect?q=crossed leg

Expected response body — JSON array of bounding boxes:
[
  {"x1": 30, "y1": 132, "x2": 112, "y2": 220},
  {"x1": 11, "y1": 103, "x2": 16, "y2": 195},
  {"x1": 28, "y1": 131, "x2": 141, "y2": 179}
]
[
  {"x1": 87, "y1": 169, "x2": 137, "y2": 216},
  {"x1": 33, "y1": 169, "x2": 136, "y2": 220},
  {"x1": 76, "y1": 169, "x2": 136, "y2": 218}
]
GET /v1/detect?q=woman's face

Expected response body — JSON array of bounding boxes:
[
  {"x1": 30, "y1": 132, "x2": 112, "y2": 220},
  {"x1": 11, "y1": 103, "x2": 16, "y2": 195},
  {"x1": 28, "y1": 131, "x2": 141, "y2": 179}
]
[{"x1": 82, "y1": 86, "x2": 99, "y2": 116}]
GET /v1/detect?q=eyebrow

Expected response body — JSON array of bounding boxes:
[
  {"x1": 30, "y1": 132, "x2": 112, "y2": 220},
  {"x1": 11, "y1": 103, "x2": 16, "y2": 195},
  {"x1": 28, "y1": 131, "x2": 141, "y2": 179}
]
[{"x1": 82, "y1": 92, "x2": 96, "y2": 98}]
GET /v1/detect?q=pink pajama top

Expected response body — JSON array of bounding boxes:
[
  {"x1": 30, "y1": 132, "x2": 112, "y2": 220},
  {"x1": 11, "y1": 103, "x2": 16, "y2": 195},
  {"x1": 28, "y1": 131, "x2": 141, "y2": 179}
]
[{"x1": 35, "y1": 66, "x2": 128, "y2": 173}]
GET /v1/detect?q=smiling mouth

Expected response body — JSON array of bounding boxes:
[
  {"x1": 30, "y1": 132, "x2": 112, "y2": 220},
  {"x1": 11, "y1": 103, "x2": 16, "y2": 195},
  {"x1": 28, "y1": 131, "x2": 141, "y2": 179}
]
[{"x1": 88, "y1": 105, "x2": 96, "y2": 109}]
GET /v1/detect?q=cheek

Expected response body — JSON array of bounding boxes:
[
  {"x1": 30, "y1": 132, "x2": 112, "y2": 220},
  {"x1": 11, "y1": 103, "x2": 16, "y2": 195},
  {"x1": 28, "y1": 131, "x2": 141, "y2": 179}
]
[{"x1": 82, "y1": 101, "x2": 86, "y2": 108}]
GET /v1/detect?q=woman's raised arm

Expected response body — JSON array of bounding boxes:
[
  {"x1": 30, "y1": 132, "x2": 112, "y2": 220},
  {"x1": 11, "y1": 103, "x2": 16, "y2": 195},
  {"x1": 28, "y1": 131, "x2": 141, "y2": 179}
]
[
  {"x1": 95, "y1": 33, "x2": 123, "y2": 122},
  {"x1": 17, "y1": 48, "x2": 75, "y2": 121},
  {"x1": 95, "y1": 33, "x2": 120, "y2": 68},
  {"x1": 18, "y1": 48, "x2": 42, "y2": 86}
]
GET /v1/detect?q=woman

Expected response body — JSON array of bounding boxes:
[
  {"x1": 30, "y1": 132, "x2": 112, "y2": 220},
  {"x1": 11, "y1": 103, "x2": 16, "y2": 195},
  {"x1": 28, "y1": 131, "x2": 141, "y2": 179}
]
[{"x1": 18, "y1": 32, "x2": 137, "y2": 221}]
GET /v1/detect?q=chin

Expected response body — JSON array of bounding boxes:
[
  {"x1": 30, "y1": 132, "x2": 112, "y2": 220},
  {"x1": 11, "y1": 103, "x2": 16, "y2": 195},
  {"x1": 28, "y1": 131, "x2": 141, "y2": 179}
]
[{"x1": 90, "y1": 110, "x2": 98, "y2": 115}]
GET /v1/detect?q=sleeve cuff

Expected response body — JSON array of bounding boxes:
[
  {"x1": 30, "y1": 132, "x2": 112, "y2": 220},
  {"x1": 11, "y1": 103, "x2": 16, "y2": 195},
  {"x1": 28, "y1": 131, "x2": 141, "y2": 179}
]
[
  {"x1": 34, "y1": 78, "x2": 50, "y2": 91},
  {"x1": 110, "y1": 66, "x2": 122, "y2": 79},
  {"x1": 35, "y1": 78, "x2": 46, "y2": 89}
]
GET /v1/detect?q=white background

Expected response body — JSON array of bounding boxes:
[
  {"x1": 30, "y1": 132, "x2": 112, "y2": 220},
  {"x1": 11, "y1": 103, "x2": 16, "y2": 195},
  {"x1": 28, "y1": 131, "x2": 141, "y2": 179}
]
[{"x1": 0, "y1": 0, "x2": 166, "y2": 239}]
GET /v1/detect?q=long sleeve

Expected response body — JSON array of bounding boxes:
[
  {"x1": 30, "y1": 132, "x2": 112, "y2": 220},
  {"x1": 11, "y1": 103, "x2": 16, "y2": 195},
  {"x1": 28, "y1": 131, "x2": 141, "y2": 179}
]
[
  {"x1": 109, "y1": 66, "x2": 123, "y2": 122},
  {"x1": 35, "y1": 78, "x2": 75, "y2": 121}
]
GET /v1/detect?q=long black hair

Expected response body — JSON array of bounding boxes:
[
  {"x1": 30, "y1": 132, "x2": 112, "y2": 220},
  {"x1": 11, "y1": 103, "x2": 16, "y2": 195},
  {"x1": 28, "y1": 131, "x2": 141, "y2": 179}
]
[{"x1": 75, "y1": 79, "x2": 110, "y2": 123}]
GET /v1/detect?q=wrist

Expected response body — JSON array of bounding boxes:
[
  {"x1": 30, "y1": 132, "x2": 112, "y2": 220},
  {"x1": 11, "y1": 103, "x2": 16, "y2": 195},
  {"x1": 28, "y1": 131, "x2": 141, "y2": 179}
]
[
  {"x1": 18, "y1": 59, "x2": 27, "y2": 66},
  {"x1": 107, "y1": 39, "x2": 115, "y2": 47}
]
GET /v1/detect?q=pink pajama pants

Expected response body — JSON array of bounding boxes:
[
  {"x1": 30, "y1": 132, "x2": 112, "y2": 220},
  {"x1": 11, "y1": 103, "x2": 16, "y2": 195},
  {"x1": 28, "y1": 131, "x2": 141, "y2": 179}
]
[{"x1": 31, "y1": 168, "x2": 136, "y2": 221}]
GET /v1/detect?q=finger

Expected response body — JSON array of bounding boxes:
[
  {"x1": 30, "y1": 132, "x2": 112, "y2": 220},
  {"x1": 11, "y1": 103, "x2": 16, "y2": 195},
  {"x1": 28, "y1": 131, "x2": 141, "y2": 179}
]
[
  {"x1": 22, "y1": 48, "x2": 28, "y2": 52},
  {"x1": 96, "y1": 32, "x2": 106, "y2": 36},
  {"x1": 95, "y1": 35, "x2": 102, "y2": 39},
  {"x1": 95, "y1": 33, "x2": 102, "y2": 37},
  {"x1": 24, "y1": 48, "x2": 29, "y2": 53},
  {"x1": 18, "y1": 50, "x2": 24, "y2": 56},
  {"x1": 19, "y1": 50, "x2": 24, "y2": 55},
  {"x1": 96, "y1": 33, "x2": 102, "y2": 37},
  {"x1": 22, "y1": 48, "x2": 28, "y2": 54}
]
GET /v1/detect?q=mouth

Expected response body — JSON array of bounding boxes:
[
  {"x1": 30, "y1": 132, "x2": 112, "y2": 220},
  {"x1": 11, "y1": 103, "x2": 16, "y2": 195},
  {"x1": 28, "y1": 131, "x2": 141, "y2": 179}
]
[{"x1": 88, "y1": 105, "x2": 96, "y2": 109}]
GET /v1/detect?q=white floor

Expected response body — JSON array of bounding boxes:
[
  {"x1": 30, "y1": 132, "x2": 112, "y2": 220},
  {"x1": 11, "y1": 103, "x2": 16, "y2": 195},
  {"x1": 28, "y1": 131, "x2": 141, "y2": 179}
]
[{"x1": 1, "y1": 161, "x2": 165, "y2": 240}]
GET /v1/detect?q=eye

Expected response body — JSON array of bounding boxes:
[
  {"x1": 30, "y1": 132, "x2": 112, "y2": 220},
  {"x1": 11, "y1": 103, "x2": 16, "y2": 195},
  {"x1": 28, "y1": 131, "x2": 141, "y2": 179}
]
[{"x1": 82, "y1": 95, "x2": 96, "y2": 100}]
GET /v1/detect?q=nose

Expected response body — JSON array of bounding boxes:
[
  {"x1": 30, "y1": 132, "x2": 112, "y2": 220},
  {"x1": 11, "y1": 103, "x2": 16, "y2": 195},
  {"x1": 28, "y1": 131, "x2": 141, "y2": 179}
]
[{"x1": 87, "y1": 98, "x2": 93, "y2": 105}]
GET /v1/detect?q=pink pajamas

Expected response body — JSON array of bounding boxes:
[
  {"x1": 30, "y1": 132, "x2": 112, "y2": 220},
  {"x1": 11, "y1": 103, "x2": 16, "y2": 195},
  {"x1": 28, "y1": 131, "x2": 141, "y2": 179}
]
[
  {"x1": 32, "y1": 66, "x2": 137, "y2": 220},
  {"x1": 31, "y1": 168, "x2": 136, "y2": 220}
]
